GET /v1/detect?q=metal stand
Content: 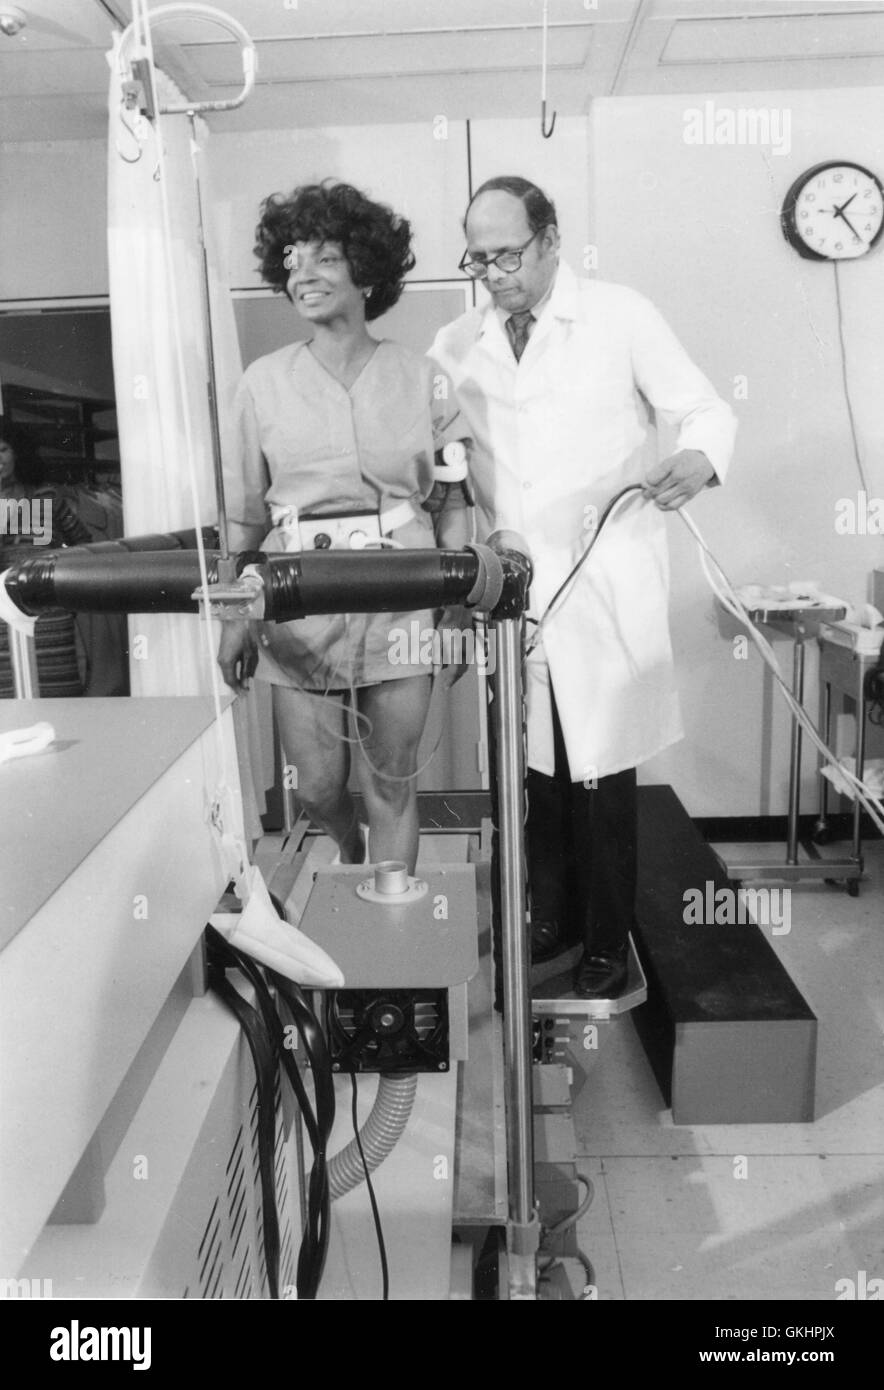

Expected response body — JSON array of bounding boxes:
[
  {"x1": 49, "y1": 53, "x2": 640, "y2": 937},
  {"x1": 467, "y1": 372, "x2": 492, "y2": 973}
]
[
  {"x1": 490, "y1": 613, "x2": 539, "y2": 1299},
  {"x1": 725, "y1": 609, "x2": 861, "y2": 888},
  {"x1": 813, "y1": 634, "x2": 880, "y2": 896}
]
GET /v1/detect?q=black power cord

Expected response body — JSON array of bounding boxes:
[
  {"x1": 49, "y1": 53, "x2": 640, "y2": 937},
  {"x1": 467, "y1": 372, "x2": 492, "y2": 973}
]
[
  {"x1": 350, "y1": 1072, "x2": 389, "y2": 1301},
  {"x1": 205, "y1": 926, "x2": 336, "y2": 1300},
  {"x1": 206, "y1": 953, "x2": 281, "y2": 1300},
  {"x1": 526, "y1": 484, "x2": 644, "y2": 653},
  {"x1": 270, "y1": 971, "x2": 336, "y2": 1300},
  {"x1": 208, "y1": 930, "x2": 324, "y2": 1297}
]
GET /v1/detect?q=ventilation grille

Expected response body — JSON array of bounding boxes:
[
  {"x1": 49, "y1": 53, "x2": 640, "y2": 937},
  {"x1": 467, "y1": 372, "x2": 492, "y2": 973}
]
[
  {"x1": 327, "y1": 987, "x2": 449, "y2": 1073},
  {"x1": 181, "y1": 1070, "x2": 298, "y2": 1300}
]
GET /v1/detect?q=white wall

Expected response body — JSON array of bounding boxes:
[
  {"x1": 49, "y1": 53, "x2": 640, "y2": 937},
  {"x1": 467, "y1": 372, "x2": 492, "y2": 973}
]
[
  {"x1": 590, "y1": 88, "x2": 884, "y2": 816},
  {"x1": 0, "y1": 140, "x2": 108, "y2": 300},
  {"x1": 5, "y1": 101, "x2": 881, "y2": 816}
]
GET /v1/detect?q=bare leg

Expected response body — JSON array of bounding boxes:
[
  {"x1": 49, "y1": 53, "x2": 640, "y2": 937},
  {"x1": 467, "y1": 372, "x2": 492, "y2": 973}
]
[
  {"x1": 271, "y1": 684, "x2": 362, "y2": 862},
  {"x1": 353, "y1": 675, "x2": 433, "y2": 874}
]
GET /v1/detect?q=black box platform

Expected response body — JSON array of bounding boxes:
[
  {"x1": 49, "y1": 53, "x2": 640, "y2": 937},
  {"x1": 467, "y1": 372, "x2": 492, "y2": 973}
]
[{"x1": 633, "y1": 786, "x2": 817, "y2": 1124}]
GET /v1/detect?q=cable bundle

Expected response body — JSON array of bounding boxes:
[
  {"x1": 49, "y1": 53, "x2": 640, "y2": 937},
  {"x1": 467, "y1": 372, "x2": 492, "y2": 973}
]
[{"x1": 206, "y1": 925, "x2": 335, "y2": 1301}]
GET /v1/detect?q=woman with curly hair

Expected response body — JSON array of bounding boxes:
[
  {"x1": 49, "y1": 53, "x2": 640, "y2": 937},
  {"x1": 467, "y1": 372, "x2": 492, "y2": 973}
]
[{"x1": 218, "y1": 181, "x2": 469, "y2": 872}]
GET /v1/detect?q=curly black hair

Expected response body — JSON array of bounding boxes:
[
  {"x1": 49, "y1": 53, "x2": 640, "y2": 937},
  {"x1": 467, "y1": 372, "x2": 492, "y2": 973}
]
[{"x1": 252, "y1": 180, "x2": 415, "y2": 322}]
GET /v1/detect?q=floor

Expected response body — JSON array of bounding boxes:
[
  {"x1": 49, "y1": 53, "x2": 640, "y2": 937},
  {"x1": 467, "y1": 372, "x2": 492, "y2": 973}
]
[
  {"x1": 570, "y1": 838, "x2": 884, "y2": 1301},
  {"x1": 280, "y1": 827, "x2": 884, "y2": 1302}
]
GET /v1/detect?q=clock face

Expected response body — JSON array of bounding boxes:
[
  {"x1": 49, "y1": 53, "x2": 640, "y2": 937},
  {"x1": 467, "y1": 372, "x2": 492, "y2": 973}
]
[{"x1": 781, "y1": 162, "x2": 884, "y2": 261}]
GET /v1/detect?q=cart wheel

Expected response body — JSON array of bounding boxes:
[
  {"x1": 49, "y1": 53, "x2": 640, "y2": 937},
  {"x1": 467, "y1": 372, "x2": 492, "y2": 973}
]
[{"x1": 847, "y1": 880, "x2": 860, "y2": 898}]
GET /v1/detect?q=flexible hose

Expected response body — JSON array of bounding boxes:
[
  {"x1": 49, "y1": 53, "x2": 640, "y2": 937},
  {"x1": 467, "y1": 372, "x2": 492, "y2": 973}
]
[{"x1": 327, "y1": 1072, "x2": 418, "y2": 1202}]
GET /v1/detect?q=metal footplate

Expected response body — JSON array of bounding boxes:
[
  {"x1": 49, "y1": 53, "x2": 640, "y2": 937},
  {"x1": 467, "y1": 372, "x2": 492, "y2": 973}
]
[{"x1": 530, "y1": 933, "x2": 648, "y2": 1019}]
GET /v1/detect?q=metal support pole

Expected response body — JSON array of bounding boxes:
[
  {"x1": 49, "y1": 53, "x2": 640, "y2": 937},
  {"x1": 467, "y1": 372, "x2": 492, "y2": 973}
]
[
  {"x1": 9, "y1": 625, "x2": 39, "y2": 699},
  {"x1": 853, "y1": 654, "x2": 868, "y2": 865},
  {"x1": 188, "y1": 112, "x2": 230, "y2": 567},
  {"x1": 491, "y1": 614, "x2": 538, "y2": 1300},
  {"x1": 786, "y1": 630, "x2": 806, "y2": 864}
]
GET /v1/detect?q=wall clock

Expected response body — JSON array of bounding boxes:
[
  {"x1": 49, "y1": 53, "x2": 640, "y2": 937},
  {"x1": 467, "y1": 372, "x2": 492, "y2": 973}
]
[{"x1": 781, "y1": 162, "x2": 884, "y2": 261}]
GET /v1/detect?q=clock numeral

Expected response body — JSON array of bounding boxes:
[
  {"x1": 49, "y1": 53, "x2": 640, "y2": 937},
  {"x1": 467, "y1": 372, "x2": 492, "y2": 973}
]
[
  {"x1": 800, "y1": 210, "x2": 809, "y2": 219},
  {"x1": 864, "y1": 223, "x2": 874, "y2": 232},
  {"x1": 833, "y1": 172, "x2": 844, "y2": 183},
  {"x1": 852, "y1": 236, "x2": 861, "y2": 245},
  {"x1": 806, "y1": 193, "x2": 816, "y2": 203},
  {"x1": 803, "y1": 227, "x2": 815, "y2": 239},
  {"x1": 835, "y1": 242, "x2": 844, "y2": 251}
]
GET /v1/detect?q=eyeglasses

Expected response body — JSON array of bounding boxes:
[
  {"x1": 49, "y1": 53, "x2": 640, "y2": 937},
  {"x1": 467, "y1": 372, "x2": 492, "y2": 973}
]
[{"x1": 458, "y1": 229, "x2": 544, "y2": 279}]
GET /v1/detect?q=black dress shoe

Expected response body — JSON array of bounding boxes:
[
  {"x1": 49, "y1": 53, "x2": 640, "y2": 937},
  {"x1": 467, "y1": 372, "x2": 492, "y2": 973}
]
[
  {"x1": 531, "y1": 920, "x2": 569, "y2": 964},
  {"x1": 574, "y1": 946, "x2": 629, "y2": 999}
]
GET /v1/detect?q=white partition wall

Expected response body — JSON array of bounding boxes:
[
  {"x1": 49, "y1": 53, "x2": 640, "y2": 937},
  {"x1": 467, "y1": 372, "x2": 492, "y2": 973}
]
[
  {"x1": 211, "y1": 121, "x2": 472, "y2": 289},
  {"x1": 589, "y1": 88, "x2": 884, "y2": 816}
]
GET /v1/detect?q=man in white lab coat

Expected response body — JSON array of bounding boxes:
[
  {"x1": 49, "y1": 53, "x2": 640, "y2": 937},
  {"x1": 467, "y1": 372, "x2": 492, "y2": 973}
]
[{"x1": 430, "y1": 177, "x2": 736, "y2": 999}]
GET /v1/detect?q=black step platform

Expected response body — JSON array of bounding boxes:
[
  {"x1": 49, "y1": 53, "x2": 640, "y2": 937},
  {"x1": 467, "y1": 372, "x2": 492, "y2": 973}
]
[{"x1": 633, "y1": 786, "x2": 817, "y2": 1124}]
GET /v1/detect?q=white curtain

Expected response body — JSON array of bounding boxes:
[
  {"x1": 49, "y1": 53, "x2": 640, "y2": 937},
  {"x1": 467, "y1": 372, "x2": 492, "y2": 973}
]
[{"x1": 106, "y1": 39, "x2": 270, "y2": 829}]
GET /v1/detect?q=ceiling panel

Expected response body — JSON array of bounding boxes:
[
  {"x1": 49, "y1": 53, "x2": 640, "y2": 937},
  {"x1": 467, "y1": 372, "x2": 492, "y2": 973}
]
[
  {"x1": 185, "y1": 27, "x2": 591, "y2": 86},
  {"x1": 2, "y1": 0, "x2": 884, "y2": 141},
  {"x1": 663, "y1": 11, "x2": 884, "y2": 63},
  {"x1": 140, "y1": 0, "x2": 627, "y2": 41}
]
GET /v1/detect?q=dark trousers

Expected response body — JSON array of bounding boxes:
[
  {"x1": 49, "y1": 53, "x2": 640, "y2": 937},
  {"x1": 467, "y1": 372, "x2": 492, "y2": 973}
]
[
  {"x1": 527, "y1": 690, "x2": 637, "y2": 956},
  {"x1": 488, "y1": 682, "x2": 637, "y2": 981}
]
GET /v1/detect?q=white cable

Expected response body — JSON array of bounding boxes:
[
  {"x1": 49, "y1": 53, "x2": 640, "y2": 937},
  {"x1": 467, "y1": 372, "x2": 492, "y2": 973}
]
[
  {"x1": 133, "y1": 0, "x2": 230, "y2": 800},
  {"x1": 678, "y1": 506, "x2": 884, "y2": 838},
  {"x1": 522, "y1": 480, "x2": 883, "y2": 836}
]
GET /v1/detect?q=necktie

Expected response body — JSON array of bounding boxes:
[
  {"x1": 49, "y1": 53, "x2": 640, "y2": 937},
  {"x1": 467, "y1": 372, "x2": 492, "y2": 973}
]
[{"x1": 506, "y1": 310, "x2": 535, "y2": 362}]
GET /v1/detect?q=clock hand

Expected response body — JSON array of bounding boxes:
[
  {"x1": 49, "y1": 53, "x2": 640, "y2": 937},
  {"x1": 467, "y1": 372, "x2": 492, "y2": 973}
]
[
  {"x1": 833, "y1": 207, "x2": 861, "y2": 239},
  {"x1": 832, "y1": 193, "x2": 857, "y2": 216}
]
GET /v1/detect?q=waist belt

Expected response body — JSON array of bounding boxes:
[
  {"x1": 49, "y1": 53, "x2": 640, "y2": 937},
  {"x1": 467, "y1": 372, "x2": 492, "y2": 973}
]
[{"x1": 269, "y1": 498, "x2": 418, "y2": 553}]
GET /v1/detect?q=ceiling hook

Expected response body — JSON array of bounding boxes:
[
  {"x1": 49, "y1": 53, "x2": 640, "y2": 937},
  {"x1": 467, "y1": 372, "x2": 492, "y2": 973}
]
[{"x1": 540, "y1": 0, "x2": 557, "y2": 139}]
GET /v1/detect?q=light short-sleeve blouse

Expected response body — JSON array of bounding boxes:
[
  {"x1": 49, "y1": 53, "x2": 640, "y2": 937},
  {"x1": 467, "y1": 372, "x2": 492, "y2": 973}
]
[{"x1": 225, "y1": 337, "x2": 462, "y2": 690}]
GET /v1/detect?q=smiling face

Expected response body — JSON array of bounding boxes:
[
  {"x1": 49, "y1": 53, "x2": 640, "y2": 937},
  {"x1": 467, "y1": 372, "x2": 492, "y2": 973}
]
[
  {"x1": 285, "y1": 240, "x2": 366, "y2": 327},
  {"x1": 464, "y1": 190, "x2": 559, "y2": 314}
]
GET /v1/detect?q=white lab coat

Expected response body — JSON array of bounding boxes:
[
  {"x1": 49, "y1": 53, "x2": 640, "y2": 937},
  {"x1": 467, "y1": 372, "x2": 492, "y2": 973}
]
[{"x1": 429, "y1": 261, "x2": 737, "y2": 780}]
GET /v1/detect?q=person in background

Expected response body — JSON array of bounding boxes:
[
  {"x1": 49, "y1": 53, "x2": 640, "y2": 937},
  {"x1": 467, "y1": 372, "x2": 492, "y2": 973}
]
[
  {"x1": 430, "y1": 175, "x2": 737, "y2": 1000},
  {"x1": 218, "y1": 180, "x2": 470, "y2": 874},
  {"x1": 0, "y1": 417, "x2": 93, "y2": 698}
]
